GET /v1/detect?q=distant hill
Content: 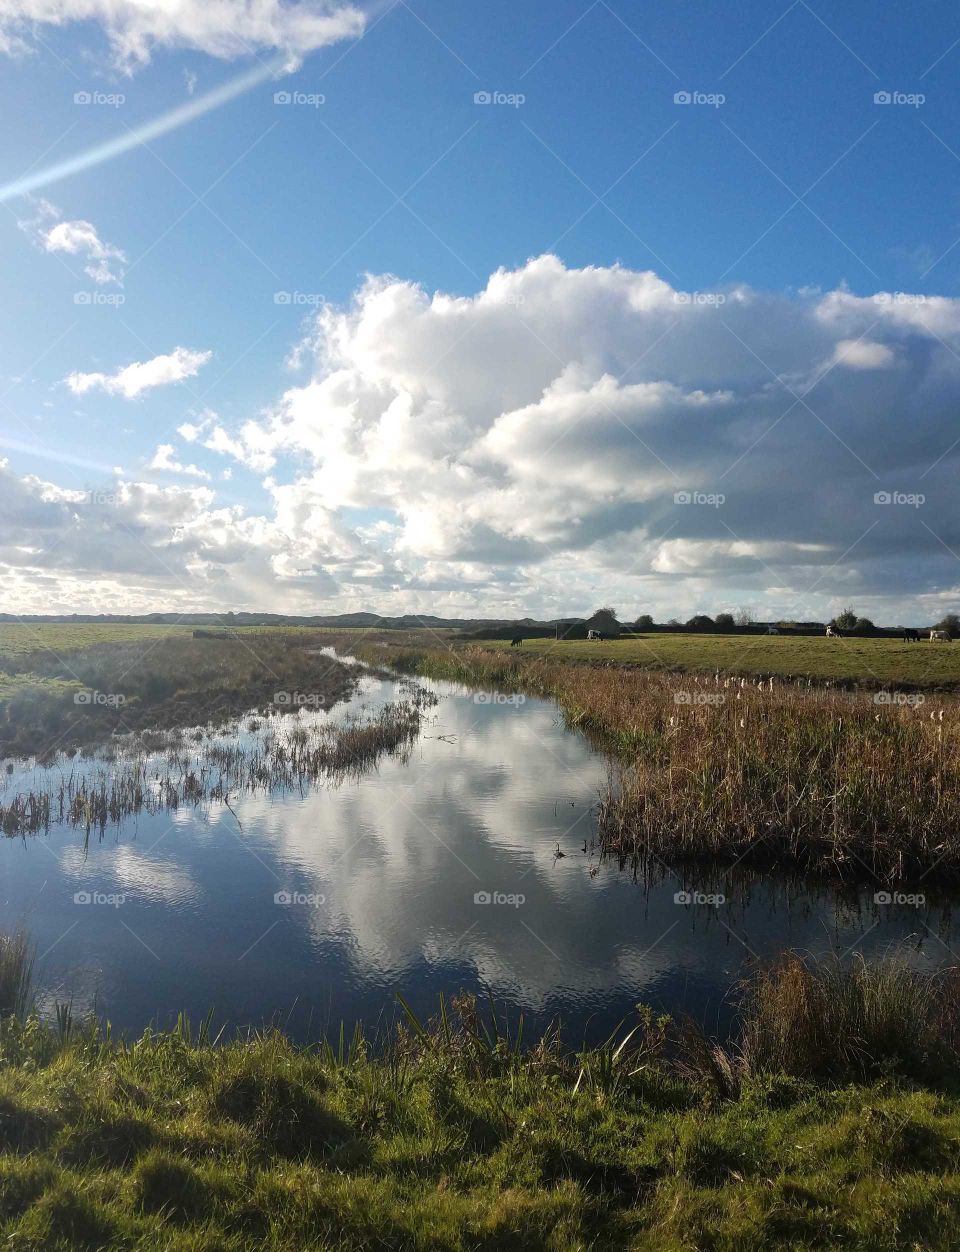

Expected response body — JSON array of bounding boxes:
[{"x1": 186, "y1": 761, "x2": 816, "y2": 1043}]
[{"x1": 0, "y1": 610, "x2": 583, "y2": 633}]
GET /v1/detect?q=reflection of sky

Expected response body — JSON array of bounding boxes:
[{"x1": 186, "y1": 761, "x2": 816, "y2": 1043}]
[{"x1": 1, "y1": 669, "x2": 958, "y2": 1044}]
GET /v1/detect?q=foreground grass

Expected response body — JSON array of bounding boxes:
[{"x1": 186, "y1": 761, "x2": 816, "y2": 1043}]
[
  {"x1": 5, "y1": 956, "x2": 960, "y2": 1250},
  {"x1": 480, "y1": 632, "x2": 960, "y2": 688},
  {"x1": 329, "y1": 636, "x2": 960, "y2": 881}
]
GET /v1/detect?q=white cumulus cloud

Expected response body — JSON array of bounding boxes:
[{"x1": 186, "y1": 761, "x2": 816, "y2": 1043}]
[
  {"x1": 66, "y1": 347, "x2": 212, "y2": 399},
  {"x1": 0, "y1": 0, "x2": 366, "y2": 71},
  {"x1": 18, "y1": 198, "x2": 125, "y2": 284},
  {"x1": 148, "y1": 444, "x2": 211, "y2": 480},
  {"x1": 6, "y1": 258, "x2": 960, "y2": 622},
  {"x1": 43, "y1": 218, "x2": 126, "y2": 285}
]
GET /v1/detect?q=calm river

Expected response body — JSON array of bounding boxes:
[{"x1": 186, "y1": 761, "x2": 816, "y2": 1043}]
[{"x1": 1, "y1": 656, "x2": 955, "y2": 1045}]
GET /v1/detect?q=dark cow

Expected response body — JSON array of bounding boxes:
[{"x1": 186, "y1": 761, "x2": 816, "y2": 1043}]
[
  {"x1": 903, "y1": 628, "x2": 920, "y2": 643},
  {"x1": 510, "y1": 636, "x2": 523, "y2": 647}
]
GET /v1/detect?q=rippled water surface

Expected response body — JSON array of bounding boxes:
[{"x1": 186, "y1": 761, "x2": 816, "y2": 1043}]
[{"x1": 1, "y1": 661, "x2": 956, "y2": 1044}]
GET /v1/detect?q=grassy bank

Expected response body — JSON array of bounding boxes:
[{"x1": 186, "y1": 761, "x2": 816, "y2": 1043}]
[
  {"x1": 330, "y1": 637, "x2": 960, "y2": 882},
  {"x1": 0, "y1": 629, "x2": 356, "y2": 758},
  {"x1": 3, "y1": 954, "x2": 960, "y2": 1249},
  {"x1": 479, "y1": 632, "x2": 960, "y2": 688}
]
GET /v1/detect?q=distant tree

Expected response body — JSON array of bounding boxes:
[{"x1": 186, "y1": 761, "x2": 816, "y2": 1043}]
[
  {"x1": 832, "y1": 606, "x2": 858, "y2": 631},
  {"x1": 734, "y1": 606, "x2": 755, "y2": 626},
  {"x1": 937, "y1": 613, "x2": 960, "y2": 634},
  {"x1": 667, "y1": 618, "x2": 681, "y2": 629},
  {"x1": 635, "y1": 614, "x2": 655, "y2": 631},
  {"x1": 851, "y1": 617, "x2": 876, "y2": 636},
  {"x1": 715, "y1": 612, "x2": 735, "y2": 631},
  {"x1": 595, "y1": 606, "x2": 619, "y2": 622},
  {"x1": 685, "y1": 614, "x2": 716, "y2": 632}
]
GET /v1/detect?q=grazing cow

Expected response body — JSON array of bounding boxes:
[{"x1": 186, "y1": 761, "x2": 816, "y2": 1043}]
[
  {"x1": 510, "y1": 636, "x2": 523, "y2": 647},
  {"x1": 903, "y1": 628, "x2": 920, "y2": 643},
  {"x1": 766, "y1": 626, "x2": 779, "y2": 635},
  {"x1": 825, "y1": 626, "x2": 842, "y2": 638},
  {"x1": 587, "y1": 629, "x2": 603, "y2": 641},
  {"x1": 930, "y1": 629, "x2": 952, "y2": 642}
]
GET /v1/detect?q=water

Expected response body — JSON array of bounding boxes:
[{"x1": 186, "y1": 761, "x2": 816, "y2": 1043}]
[{"x1": 1, "y1": 660, "x2": 957, "y2": 1045}]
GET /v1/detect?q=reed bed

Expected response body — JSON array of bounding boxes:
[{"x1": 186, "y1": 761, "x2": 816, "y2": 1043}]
[
  {"x1": 0, "y1": 700, "x2": 424, "y2": 837},
  {"x1": 0, "y1": 928, "x2": 32, "y2": 1019},
  {"x1": 332, "y1": 637, "x2": 960, "y2": 882}
]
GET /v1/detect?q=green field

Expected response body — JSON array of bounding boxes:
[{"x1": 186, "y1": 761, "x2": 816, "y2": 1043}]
[
  {"x1": 478, "y1": 632, "x2": 960, "y2": 687},
  {"x1": 0, "y1": 623, "x2": 195, "y2": 662}
]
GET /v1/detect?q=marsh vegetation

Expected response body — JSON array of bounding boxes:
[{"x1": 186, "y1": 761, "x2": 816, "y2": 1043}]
[
  {"x1": 3, "y1": 947, "x2": 960, "y2": 1249},
  {"x1": 330, "y1": 637, "x2": 960, "y2": 882},
  {"x1": 0, "y1": 629, "x2": 355, "y2": 758}
]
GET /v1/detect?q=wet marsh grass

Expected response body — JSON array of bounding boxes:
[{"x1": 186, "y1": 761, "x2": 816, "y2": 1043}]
[
  {"x1": 330, "y1": 637, "x2": 960, "y2": 882},
  {"x1": 4, "y1": 953, "x2": 960, "y2": 1248},
  {"x1": 0, "y1": 698, "x2": 427, "y2": 837},
  {"x1": 0, "y1": 931, "x2": 32, "y2": 1019},
  {"x1": 0, "y1": 629, "x2": 355, "y2": 758}
]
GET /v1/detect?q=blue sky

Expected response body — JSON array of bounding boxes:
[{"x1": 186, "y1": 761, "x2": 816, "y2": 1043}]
[{"x1": 2, "y1": 0, "x2": 960, "y2": 621}]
